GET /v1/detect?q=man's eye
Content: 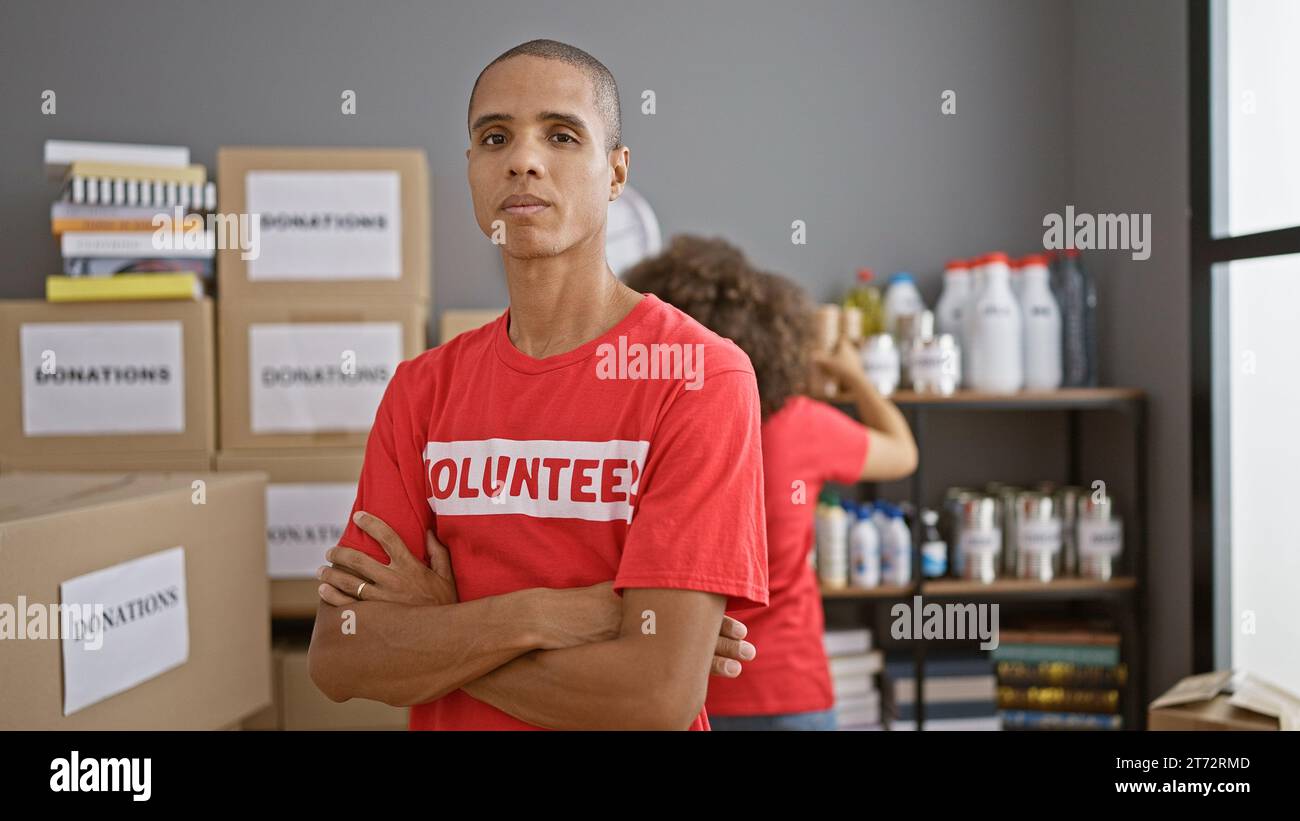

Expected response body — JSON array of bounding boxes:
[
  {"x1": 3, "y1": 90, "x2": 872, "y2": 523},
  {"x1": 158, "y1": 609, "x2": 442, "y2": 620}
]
[
  {"x1": 482, "y1": 134, "x2": 505, "y2": 146},
  {"x1": 550, "y1": 133, "x2": 577, "y2": 144}
]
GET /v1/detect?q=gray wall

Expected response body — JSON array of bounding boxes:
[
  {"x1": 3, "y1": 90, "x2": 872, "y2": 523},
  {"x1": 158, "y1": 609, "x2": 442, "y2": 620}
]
[
  {"x1": 1070, "y1": 0, "x2": 1191, "y2": 704},
  {"x1": 1, "y1": 0, "x2": 1072, "y2": 313},
  {"x1": 0, "y1": 0, "x2": 1193, "y2": 704}
]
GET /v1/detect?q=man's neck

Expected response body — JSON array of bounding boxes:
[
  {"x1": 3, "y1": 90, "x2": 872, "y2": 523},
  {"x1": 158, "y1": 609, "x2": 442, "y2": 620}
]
[{"x1": 503, "y1": 234, "x2": 641, "y2": 359}]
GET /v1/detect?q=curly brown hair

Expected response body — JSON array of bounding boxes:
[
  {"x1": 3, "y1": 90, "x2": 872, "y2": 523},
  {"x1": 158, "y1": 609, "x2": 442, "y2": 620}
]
[{"x1": 622, "y1": 235, "x2": 815, "y2": 419}]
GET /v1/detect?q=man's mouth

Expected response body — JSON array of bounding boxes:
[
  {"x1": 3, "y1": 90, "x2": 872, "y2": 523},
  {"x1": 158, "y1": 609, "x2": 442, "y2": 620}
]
[{"x1": 501, "y1": 194, "x2": 551, "y2": 215}]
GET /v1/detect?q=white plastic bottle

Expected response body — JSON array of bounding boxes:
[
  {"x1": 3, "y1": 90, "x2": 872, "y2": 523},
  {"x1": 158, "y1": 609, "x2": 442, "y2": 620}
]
[
  {"x1": 934, "y1": 260, "x2": 971, "y2": 347},
  {"x1": 879, "y1": 504, "x2": 912, "y2": 586},
  {"x1": 816, "y1": 495, "x2": 849, "y2": 589},
  {"x1": 1009, "y1": 257, "x2": 1025, "y2": 302},
  {"x1": 1019, "y1": 254, "x2": 1063, "y2": 390},
  {"x1": 962, "y1": 255, "x2": 988, "y2": 388},
  {"x1": 883, "y1": 273, "x2": 925, "y2": 338},
  {"x1": 849, "y1": 503, "x2": 881, "y2": 588},
  {"x1": 969, "y1": 252, "x2": 1024, "y2": 393}
]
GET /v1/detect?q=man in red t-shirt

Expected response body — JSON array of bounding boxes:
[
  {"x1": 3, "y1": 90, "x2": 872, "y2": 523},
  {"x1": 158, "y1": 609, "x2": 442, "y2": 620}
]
[{"x1": 306, "y1": 39, "x2": 769, "y2": 730}]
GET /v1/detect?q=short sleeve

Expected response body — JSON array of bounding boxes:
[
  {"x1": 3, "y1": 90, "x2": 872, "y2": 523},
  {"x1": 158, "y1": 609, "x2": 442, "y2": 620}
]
[
  {"x1": 800, "y1": 398, "x2": 870, "y2": 485},
  {"x1": 614, "y1": 369, "x2": 769, "y2": 610},
  {"x1": 337, "y1": 360, "x2": 433, "y2": 565}
]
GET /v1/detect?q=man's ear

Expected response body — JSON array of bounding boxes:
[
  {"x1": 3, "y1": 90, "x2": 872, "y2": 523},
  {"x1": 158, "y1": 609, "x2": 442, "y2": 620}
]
[{"x1": 609, "y1": 146, "x2": 630, "y2": 201}]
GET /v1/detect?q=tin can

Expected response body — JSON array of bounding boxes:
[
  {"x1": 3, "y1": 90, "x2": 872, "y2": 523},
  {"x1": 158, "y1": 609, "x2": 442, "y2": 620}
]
[
  {"x1": 1015, "y1": 491, "x2": 1063, "y2": 581},
  {"x1": 957, "y1": 495, "x2": 1001, "y2": 583},
  {"x1": 994, "y1": 486, "x2": 1022, "y2": 576},
  {"x1": 910, "y1": 334, "x2": 961, "y2": 395},
  {"x1": 861, "y1": 334, "x2": 900, "y2": 396},
  {"x1": 1077, "y1": 494, "x2": 1123, "y2": 580},
  {"x1": 1054, "y1": 485, "x2": 1085, "y2": 575},
  {"x1": 840, "y1": 305, "x2": 864, "y2": 346}
]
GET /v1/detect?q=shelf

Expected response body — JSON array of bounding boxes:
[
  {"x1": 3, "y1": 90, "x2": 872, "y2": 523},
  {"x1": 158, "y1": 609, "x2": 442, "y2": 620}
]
[
  {"x1": 889, "y1": 387, "x2": 1144, "y2": 410},
  {"x1": 921, "y1": 577, "x2": 1137, "y2": 600},
  {"x1": 820, "y1": 583, "x2": 914, "y2": 600},
  {"x1": 820, "y1": 577, "x2": 1136, "y2": 602}
]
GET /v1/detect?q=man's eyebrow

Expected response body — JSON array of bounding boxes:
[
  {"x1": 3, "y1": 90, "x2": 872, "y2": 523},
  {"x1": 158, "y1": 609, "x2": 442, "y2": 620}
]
[
  {"x1": 538, "y1": 111, "x2": 590, "y2": 133},
  {"x1": 470, "y1": 112, "x2": 512, "y2": 133}
]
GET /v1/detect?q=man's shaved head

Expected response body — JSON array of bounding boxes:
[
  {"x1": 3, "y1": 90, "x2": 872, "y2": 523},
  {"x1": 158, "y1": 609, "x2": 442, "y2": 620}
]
[{"x1": 469, "y1": 38, "x2": 622, "y2": 152}]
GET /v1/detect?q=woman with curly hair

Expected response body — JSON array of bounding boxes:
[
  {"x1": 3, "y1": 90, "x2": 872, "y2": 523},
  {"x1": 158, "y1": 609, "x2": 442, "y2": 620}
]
[{"x1": 624, "y1": 235, "x2": 918, "y2": 730}]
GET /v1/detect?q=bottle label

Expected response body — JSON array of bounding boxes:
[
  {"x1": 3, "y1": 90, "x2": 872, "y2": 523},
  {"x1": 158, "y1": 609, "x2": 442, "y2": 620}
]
[
  {"x1": 1078, "y1": 519, "x2": 1123, "y2": 557},
  {"x1": 1018, "y1": 519, "x2": 1062, "y2": 554},
  {"x1": 960, "y1": 528, "x2": 1001, "y2": 555}
]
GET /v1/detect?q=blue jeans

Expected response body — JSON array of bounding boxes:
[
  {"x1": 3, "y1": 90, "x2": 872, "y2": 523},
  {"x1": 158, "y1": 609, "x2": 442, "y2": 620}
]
[{"x1": 708, "y1": 708, "x2": 838, "y2": 731}]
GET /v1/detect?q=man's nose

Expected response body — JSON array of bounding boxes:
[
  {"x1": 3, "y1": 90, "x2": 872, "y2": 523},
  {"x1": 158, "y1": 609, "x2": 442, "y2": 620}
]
[{"x1": 506, "y1": 137, "x2": 546, "y2": 178}]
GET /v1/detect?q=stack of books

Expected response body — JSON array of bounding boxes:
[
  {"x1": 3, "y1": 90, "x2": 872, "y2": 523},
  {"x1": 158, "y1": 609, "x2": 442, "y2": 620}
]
[
  {"x1": 824, "y1": 628, "x2": 882, "y2": 730},
  {"x1": 45, "y1": 139, "x2": 216, "y2": 302},
  {"x1": 994, "y1": 624, "x2": 1126, "y2": 730},
  {"x1": 885, "y1": 651, "x2": 999, "y2": 730}
]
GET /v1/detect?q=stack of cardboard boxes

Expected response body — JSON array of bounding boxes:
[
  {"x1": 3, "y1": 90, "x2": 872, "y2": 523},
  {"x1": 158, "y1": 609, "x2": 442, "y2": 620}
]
[
  {"x1": 213, "y1": 147, "x2": 430, "y2": 729},
  {"x1": 0, "y1": 145, "x2": 431, "y2": 729}
]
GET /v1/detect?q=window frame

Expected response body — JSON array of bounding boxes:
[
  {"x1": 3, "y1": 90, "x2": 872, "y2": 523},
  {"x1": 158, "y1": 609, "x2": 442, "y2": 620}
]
[{"x1": 1189, "y1": 0, "x2": 1300, "y2": 671}]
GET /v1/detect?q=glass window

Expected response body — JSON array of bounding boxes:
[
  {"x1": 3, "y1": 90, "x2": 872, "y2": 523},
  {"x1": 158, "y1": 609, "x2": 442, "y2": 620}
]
[
  {"x1": 1213, "y1": 252, "x2": 1300, "y2": 693},
  {"x1": 1213, "y1": 0, "x2": 1300, "y2": 237}
]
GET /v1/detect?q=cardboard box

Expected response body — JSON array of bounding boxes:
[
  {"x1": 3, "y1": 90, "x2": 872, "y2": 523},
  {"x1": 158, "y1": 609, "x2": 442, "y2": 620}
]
[
  {"x1": 0, "y1": 299, "x2": 215, "y2": 459},
  {"x1": 439, "y1": 308, "x2": 504, "y2": 345},
  {"x1": 280, "y1": 644, "x2": 407, "y2": 730},
  {"x1": 0, "y1": 451, "x2": 212, "y2": 474},
  {"x1": 215, "y1": 450, "x2": 363, "y2": 618},
  {"x1": 1148, "y1": 693, "x2": 1279, "y2": 730},
  {"x1": 217, "y1": 147, "x2": 430, "y2": 301},
  {"x1": 0, "y1": 472, "x2": 270, "y2": 729},
  {"x1": 218, "y1": 299, "x2": 427, "y2": 450},
  {"x1": 241, "y1": 644, "x2": 406, "y2": 730},
  {"x1": 1148, "y1": 670, "x2": 1289, "y2": 730}
]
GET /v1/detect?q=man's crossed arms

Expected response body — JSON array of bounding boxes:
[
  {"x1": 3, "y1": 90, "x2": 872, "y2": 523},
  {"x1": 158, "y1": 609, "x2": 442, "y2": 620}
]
[{"x1": 308, "y1": 511, "x2": 757, "y2": 730}]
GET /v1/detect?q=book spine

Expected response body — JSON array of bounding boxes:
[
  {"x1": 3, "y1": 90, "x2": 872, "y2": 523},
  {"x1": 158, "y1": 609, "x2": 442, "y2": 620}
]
[
  {"x1": 991, "y1": 643, "x2": 1120, "y2": 667},
  {"x1": 996, "y1": 661, "x2": 1128, "y2": 688},
  {"x1": 997, "y1": 685, "x2": 1121, "y2": 714}
]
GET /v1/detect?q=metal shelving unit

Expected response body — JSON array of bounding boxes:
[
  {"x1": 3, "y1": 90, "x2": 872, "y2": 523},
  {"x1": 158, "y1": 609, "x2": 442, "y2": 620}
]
[{"x1": 825, "y1": 387, "x2": 1148, "y2": 731}]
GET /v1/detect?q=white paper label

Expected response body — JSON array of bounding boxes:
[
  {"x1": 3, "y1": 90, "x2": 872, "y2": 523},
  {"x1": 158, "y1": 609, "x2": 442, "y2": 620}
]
[
  {"x1": 60, "y1": 546, "x2": 189, "y2": 716},
  {"x1": 960, "y1": 528, "x2": 1001, "y2": 555},
  {"x1": 266, "y1": 483, "x2": 357, "y2": 578},
  {"x1": 1078, "y1": 519, "x2": 1123, "y2": 557},
  {"x1": 246, "y1": 170, "x2": 402, "y2": 281},
  {"x1": 249, "y1": 322, "x2": 402, "y2": 433},
  {"x1": 20, "y1": 321, "x2": 185, "y2": 436},
  {"x1": 1018, "y1": 519, "x2": 1063, "y2": 554}
]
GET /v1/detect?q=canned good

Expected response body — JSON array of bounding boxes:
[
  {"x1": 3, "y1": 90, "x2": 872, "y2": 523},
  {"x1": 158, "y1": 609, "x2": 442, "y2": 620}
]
[
  {"x1": 994, "y1": 486, "x2": 1022, "y2": 576},
  {"x1": 1055, "y1": 486, "x2": 1085, "y2": 576},
  {"x1": 815, "y1": 304, "x2": 842, "y2": 397},
  {"x1": 861, "y1": 334, "x2": 900, "y2": 396},
  {"x1": 840, "y1": 305, "x2": 864, "y2": 345},
  {"x1": 1015, "y1": 491, "x2": 1063, "y2": 581},
  {"x1": 957, "y1": 495, "x2": 1001, "y2": 583},
  {"x1": 895, "y1": 311, "x2": 932, "y2": 390},
  {"x1": 1077, "y1": 494, "x2": 1123, "y2": 580},
  {"x1": 910, "y1": 334, "x2": 961, "y2": 395},
  {"x1": 943, "y1": 488, "x2": 977, "y2": 577}
]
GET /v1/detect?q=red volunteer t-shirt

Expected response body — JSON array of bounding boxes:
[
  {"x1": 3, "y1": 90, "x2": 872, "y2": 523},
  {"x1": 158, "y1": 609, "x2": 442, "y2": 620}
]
[
  {"x1": 704, "y1": 396, "x2": 868, "y2": 717},
  {"x1": 337, "y1": 293, "x2": 769, "y2": 730}
]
